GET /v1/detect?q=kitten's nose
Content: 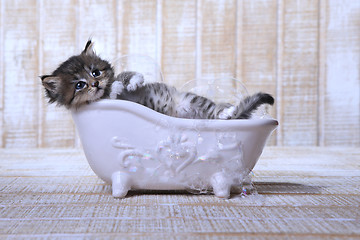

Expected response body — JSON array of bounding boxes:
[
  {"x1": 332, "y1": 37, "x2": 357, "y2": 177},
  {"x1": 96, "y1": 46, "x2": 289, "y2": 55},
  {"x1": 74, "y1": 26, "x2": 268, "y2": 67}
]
[{"x1": 92, "y1": 81, "x2": 99, "y2": 88}]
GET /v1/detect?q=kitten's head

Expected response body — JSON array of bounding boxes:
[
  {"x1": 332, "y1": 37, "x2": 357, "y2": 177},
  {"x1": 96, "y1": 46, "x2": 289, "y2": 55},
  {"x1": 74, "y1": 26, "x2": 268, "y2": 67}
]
[{"x1": 41, "y1": 40, "x2": 115, "y2": 109}]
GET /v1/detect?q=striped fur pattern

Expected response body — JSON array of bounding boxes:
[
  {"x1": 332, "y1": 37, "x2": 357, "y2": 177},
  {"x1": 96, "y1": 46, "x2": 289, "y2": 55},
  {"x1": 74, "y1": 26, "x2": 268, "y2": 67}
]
[{"x1": 113, "y1": 71, "x2": 274, "y2": 119}]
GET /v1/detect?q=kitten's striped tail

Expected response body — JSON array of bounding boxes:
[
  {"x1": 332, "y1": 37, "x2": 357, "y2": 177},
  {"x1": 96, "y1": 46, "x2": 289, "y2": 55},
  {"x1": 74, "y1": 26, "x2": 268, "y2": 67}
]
[{"x1": 236, "y1": 92, "x2": 274, "y2": 119}]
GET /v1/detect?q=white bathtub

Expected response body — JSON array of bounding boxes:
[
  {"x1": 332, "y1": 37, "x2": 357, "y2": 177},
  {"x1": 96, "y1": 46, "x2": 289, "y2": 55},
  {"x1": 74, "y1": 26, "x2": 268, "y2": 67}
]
[{"x1": 72, "y1": 99, "x2": 278, "y2": 198}]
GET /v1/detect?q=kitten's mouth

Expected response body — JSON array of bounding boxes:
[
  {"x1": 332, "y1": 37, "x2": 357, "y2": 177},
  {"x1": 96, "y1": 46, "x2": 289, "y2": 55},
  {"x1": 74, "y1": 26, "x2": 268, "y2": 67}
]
[
  {"x1": 92, "y1": 80, "x2": 105, "y2": 91},
  {"x1": 90, "y1": 80, "x2": 107, "y2": 98},
  {"x1": 94, "y1": 87, "x2": 104, "y2": 93},
  {"x1": 92, "y1": 84, "x2": 104, "y2": 92}
]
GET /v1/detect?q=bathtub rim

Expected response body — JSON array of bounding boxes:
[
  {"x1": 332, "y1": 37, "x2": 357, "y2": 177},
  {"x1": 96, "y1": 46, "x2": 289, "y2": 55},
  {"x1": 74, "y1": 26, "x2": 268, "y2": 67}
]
[{"x1": 72, "y1": 99, "x2": 279, "y2": 130}]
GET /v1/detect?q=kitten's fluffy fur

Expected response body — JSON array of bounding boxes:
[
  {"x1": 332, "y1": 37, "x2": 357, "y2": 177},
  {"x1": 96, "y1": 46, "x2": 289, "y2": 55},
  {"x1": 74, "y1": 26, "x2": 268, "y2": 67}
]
[{"x1": 41, "y1": 41, "x2": 274, "y2": 119}]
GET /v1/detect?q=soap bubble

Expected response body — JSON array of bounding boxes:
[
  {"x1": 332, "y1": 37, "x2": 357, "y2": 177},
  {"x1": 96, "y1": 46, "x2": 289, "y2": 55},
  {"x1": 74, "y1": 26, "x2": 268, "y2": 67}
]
[
  {"x1": 180, "y1": 78, "x2": 271, "y2": 118},
  {"x1": 180, "y1": 77, "x2": 249, "y2": 105},
  {"x1": 113, "y1": 55, "x2": 249, "y2": 106},
  {"x1": 112, "y1": 54, "x2": 164, "y2": 84}
]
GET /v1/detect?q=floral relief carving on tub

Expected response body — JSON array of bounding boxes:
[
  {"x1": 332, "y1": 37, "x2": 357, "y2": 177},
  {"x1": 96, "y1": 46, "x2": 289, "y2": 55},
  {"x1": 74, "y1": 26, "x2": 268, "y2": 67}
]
[
  {"x1": 156, "y1": 134, "x2": 198, "y2": 177},
  {"x1": 110, "y1": 137, "x2": 154, "y2": 175},
  {"x1": 110, "y1": 134, "x2": 200, "y2": 178}
]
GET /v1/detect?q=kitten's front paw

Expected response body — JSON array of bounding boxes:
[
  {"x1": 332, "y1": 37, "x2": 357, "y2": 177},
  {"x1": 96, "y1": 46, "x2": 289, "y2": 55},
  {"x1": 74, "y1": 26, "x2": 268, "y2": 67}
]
[
  {"x1": 127, "y1": 73, "x2": 144, "y2": 92},
  {"x1": 110, "y1": 81, "x2": 124, "y2": 99},
  {"x1": 218, "y1": 106, "x2": 236, "y2": 120}
]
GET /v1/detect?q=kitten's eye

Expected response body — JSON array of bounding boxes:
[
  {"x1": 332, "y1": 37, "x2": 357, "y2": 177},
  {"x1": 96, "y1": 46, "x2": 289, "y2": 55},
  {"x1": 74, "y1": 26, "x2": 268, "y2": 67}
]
[
  {"x1": 92, "y1": 69, "x2": 102, "y2": 77},
  {"x1": 75, "y1": 81, "x2": 87, "y2": 90}
]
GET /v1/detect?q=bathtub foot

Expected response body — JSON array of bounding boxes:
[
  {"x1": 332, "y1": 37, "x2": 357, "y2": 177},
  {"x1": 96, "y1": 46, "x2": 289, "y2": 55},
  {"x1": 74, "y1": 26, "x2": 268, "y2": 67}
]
[
  {"x1": 211, "y1": 172, "x2": 231, "y2": 199},
  {"x1": 111, "y1": 171, "x2": 132, "y2": 198}
]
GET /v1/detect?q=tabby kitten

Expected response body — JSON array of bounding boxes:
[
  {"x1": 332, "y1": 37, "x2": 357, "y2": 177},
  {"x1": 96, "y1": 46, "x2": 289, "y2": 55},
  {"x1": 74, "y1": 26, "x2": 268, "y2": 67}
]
[{"x1": 41, "y1": 40, "x2": 274, "y2": 119}]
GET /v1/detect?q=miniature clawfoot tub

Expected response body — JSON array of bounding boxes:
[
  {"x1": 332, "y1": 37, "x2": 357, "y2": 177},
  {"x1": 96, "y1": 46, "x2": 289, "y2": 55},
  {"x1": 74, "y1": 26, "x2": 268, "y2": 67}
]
[{"x1": 72, "y1": 100, "x2": 278, "y2": 198}]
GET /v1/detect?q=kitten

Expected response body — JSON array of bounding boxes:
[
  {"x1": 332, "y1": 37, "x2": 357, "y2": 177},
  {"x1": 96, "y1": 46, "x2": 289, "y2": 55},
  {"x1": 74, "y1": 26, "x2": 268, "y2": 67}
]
[{"x1": 41, "y1": 40, "x2": 274, "y2": 119}]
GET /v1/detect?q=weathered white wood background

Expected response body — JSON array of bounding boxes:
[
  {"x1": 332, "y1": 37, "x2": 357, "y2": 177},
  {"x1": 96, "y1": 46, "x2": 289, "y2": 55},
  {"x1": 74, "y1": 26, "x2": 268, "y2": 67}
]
[{"x1": 0, "y1": 0, "x2": 359, "y2": 148}]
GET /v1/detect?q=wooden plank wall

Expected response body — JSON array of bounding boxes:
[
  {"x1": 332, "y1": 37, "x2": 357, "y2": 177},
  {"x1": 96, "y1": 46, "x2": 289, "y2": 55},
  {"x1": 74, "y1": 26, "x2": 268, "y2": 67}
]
[{"x1": 0, "y1": 0, "x2": 359, "y2": 148}]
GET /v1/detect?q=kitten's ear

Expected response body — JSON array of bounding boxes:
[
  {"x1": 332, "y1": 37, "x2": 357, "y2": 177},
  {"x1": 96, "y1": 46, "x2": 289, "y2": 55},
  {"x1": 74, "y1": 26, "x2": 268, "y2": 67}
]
[
  {"x1": 40, "y1": 75, "x2": 61, "y2": 93},
  {"x1": 82, "y1": 40, "x2": 96, "y2": 56}
]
